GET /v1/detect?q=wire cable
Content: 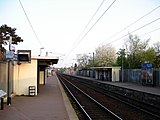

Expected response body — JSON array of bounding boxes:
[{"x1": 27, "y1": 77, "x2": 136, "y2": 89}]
[
  {"x1": 100, "y1": 5, "x2": 160, "y2": 45},
  {"x1": 19, "y1": 0, "x2": 43, "y2": 47},
  {"x1": 67, "y1": 0, "x2": 117, "y2": 55},
  {"x1": 71, "y1": 0, "x2": 106, "y2": 48},
  {"x1": 139, "y1": 27, "x2": 160, "y2": 37},
  {"x1": 107, "y1": 17, "x2": 160, "y2": 44}
]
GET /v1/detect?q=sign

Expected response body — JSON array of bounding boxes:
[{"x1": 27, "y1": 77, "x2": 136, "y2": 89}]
[
  {"x1": 5, "y1": 51, "x2": 14, "y2": 60},
  {"x1": 141, "y1": 63, "x2": 153, "y2": 85},
  {"x1": 13, "y1": 54, "x2": 18, "y2": 61},
  {"x1": 141, "y1": 63, "x2": 152, "y2": 68},
  {"x1": 11, "y1": 45, "x2": 16, "y2": 52},
  {"x1": 17, "y1": 50, "x2": 31, "y2": 63}
]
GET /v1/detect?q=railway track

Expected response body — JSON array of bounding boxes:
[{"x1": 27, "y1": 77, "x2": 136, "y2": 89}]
[
  {"x1": 58, "y1": 73, "x2": 122, "y2": 120},
  {"x1": 57, "y1": 73, "x2": 160, "y2": 120}
]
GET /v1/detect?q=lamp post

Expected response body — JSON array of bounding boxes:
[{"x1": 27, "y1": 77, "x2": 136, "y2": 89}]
[
  {"x1": 88, "y1": 52, "x2": 94, "y2": 67},
  {"x1": 156, "y1": 51, "x2": 160, "y2": 68},
  {"x1": 122, "y1": 53, "x2": 124, "y2": 82},
  {"x1": 89, "y1": 52, "x2": 94, "y2": 77},
  {"x1": 39, "y1": 47, "x2": 44, "y2": 56},
  {"x1": 121, "y1": 49, "x2": 125, "y2": 82},
  {"x1": 92, "y1": 52, "x2": 94, "y2": 67}
]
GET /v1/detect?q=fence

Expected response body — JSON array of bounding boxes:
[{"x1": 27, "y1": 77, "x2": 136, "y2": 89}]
[
  {"x1": 77, "y1": 68, "x2": 160, "y2": 87},
  {"x1": 122, "y1": 69, "x2": 160, "y2": 86}
]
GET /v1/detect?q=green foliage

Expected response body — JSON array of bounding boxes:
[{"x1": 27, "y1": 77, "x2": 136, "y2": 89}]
[
  {"x1": 116, "y1": 48, "x2": 128, "y2": 68},
  {"x1": 0, "y1": 24, "x2": 24, "y2": 61},
  {"x1": 0, "y1": 24, "x2": 23, "y2": 47},
  {"x1": 117, "y1": 34, "x2": 159, "y2": 69}
]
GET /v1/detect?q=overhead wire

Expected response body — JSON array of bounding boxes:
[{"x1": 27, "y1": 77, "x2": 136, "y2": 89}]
[
  {"x1": 19, "y1": 0, "x2": 43, "y2": 47},
  {"x1": 107, "y1": 17, "x2": 160, "y2": 45},
  {"x1": 100, "y1": 5, "x2": 160, "y2": 45},
  {"x1": 65, "y1": 2, "x2": 160, "y2": 67},
  {"x1": 67, "y1": 0, "x2": 117, "y2": 56},
  {"x1": 139, "y1": 27, "x2": 160, "y2": 37},
  {"x1": 71, "y1": 0, "x2": 106, "y2": 48}
]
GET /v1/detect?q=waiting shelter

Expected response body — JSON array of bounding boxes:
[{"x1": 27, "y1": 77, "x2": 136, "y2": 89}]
[
  {"x1": 13, "y1": 53, "x2": 59, "y2": 96},
  {"x1": 91, "y1": 66, "x2": 121, "y2": 82}
]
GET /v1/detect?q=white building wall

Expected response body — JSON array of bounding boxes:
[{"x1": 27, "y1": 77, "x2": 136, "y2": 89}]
[
  {"x1": 13, "y1": 59, "x2": 37, "y2": 95},
  {"x1": 95, "y1": 71, "x2": 98, "y2": 79}
]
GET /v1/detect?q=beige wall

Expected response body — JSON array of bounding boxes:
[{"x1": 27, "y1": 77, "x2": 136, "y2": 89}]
[
  {"x1": 39, "y1": 71, "x2": 44, "y2": 85},
  {"x1": 13, "y1": 59, "x2": 37, "y2": 95},
  {"x1": 112, "y1": 68, "x2": 120, "y2": 82}
]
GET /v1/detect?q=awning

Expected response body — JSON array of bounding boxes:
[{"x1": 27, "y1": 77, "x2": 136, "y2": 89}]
[{"x1": 32, "y1": 56, "x2": 59, "y2": 66}]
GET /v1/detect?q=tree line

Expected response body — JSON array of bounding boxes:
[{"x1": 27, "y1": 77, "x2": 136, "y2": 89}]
[{"x1": 76, "y1": 34, "x2": 160, "y2": 69}]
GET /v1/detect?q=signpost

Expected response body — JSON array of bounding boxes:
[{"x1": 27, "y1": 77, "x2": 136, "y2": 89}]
[{"x1": 7, "y1": 37, "x2": 13, "y2": 105}]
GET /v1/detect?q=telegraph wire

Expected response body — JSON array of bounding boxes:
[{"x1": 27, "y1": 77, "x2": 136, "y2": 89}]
[
  {"x1": 107, "y1": 17, "x2": 160, "y2": 45},
  {"x1": 67, "y1": 0, "x2": 117, "y2": 55},
  {"x1": 19, "y1": 0, "x2": 43, "y2": 47},
  {"x1": 100, "y1": 5, "x2": 160, "y2": 45},
  {"x1": 71, "y1": 0, "x2": 106, "y2": 48},
  {"x1": 139, "y1": 27, "x2": 160, "y2": 37}
]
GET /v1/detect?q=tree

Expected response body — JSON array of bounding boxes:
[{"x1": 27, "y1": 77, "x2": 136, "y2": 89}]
[
  {"x1": 139, "y1": 47, "x2": 155, "y2": 64},
  {"x1": 153, "y1": 41, "x2": 160, "y2": 53},
  {"x1": 0, "y1": 24, "x2": 23, "y2": 46},
  {"x1": 124, "y1": 34, "x2": 150, "y2": 68},
  {"x1": 153, "y1": 41, "x2": 160, "y2": 68},
  {"x1": 116, "y1": 48, "x2": 128, "y2": 68},
  {"x1": 95, "y1": 44, "x2": 116, "y2": 66},
  {"x1": 0, "y1": 24, "x2": 23, "y2": 60},
  {"x1": 76, "y1": 53, "x2": 91, "y2": 69}
]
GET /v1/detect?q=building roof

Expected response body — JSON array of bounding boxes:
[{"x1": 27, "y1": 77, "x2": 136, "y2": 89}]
[
  {"x1": 91, "y1": 66, "x2": 121, "y2": 70},
  {"x1": 32, "y1": 56, "x2": 59, "y2": 60},
  {"x1": 32, "y1": 56, "x2": 59, "y2": 66}
]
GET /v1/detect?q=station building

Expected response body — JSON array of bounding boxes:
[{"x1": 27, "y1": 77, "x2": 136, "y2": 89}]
[
  {"x1": 13, "y1": 56, "x2": 59, "y2": 96},
  {"x1": 0, "y1": 50, "x2": 59, "y2": 99}
]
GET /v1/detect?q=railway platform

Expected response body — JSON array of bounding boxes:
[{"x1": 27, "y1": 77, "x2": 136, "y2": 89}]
[
  {"x1": 0, "y1": 75, "x2": 78, "y2": 120},
  {"x1": 72, "y1": 75, "x2": 160, "y2": 96}
]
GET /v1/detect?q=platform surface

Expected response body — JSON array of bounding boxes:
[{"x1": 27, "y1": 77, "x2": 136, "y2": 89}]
[
  {"x1": 74, "y1": 75, "x2": 160, "y2": 96},
  {"x1": 0, "y1": 75, "x2": 78, "y2": 120}
]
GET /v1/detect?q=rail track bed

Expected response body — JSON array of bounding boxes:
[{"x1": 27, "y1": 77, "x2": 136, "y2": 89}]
[{"x1": 57, "y1": 73, "x2": 160, "y2": 120}]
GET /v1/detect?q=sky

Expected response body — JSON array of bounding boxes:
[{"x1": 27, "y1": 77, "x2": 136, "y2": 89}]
[{"x1": 0, "y1": 0, "x2": 160, "y2": 67}]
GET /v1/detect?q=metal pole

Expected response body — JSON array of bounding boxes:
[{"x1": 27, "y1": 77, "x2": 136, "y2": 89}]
[
  {"x1": 92, "y1": 52, "x2": 95, "y2": 78},
  {"x1": 39, "y1": 47, "x2": 44, "y2": 56},
  {"x1": 122, "y1": 49, "x2": 124, "y2": 82},
  {"x1": 7, "y1": 37, "x2": 12, "y2": 105},
  {"x1": 93, "y1": 52, "x2": 94, "y2": 67},
  {"x1": 7, "y1": 60, "x2": 11, "y2": 105}
]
